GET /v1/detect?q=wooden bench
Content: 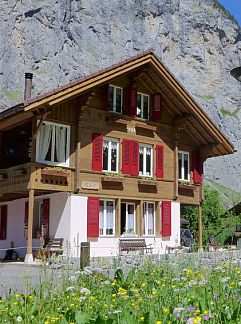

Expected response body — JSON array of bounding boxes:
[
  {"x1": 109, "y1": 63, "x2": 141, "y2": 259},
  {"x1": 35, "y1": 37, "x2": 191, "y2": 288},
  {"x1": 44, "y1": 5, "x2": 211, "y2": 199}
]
[
  {"x1": 119, "y1": 238, "x2": 153, "y2": 255},
  {"x1": 46, "y1": 238, "x2": 64, "y2": 256}
]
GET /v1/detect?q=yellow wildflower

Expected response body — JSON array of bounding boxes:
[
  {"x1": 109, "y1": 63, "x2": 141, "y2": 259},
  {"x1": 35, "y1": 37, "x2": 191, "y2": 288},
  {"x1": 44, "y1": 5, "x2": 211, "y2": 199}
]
[
  {"x1": 140, "y1": 317, "x2": 145, "y2": 321},
  {"x1": 163, "y1": 307, "x2": 169, "y2": 315}
]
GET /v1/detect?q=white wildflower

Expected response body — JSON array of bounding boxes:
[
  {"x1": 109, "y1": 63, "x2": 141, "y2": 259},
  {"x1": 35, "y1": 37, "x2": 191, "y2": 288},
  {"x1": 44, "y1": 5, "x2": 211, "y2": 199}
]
[
  {"x1": 80, "y1": 287, "x2": 90, "y2": 294},
  {"x1": 69, "y1": 275, "x2": 77, "y2": 283},
  {"x1": 66, "y1": 286, "x2": 75, "y2": 292},
  {"x1": 16, "y1": 316, "x2": 23, "y2": 322}
]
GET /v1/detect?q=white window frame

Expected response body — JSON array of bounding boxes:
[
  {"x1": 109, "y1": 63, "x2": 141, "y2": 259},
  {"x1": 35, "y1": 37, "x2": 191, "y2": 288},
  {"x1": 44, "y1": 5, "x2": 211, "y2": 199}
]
[
  {"x1": 99, "y1": 199, "x2": 115, "y2": 237},
  {"x1": 139, "y1": 144, "x2": 153, "y2": 177},
  {"x1": 143, "y1": 202, "x2": 155, "y2": 236},
  {"x1": 124, "y1": 202, "x2": 136, "y2": 235},
  {"x1": 109, "y1": 85, "x2": 123, "y2": 113},
  {"x1": 178, "y1": 151, "x2": 190, "y2": 181},
  {"x1": 103, "y1": 137, "x2": 119, "y2": 173},
  {"x1": 36, "y1": 121, "x2": 70, "y2": 167},
  {"x1": 137, "y1": 92, "x2": 150, "y2": 119}
]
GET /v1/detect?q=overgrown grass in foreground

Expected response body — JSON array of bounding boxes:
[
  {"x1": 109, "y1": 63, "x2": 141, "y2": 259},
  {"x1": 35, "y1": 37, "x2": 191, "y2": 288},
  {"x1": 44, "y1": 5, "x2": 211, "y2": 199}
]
[{"x1": 1, "y1": 259, "x2": 241, "y2": 323}]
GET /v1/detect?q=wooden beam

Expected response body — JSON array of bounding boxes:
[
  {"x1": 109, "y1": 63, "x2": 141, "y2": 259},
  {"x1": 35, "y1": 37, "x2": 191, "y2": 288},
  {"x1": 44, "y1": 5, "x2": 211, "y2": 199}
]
[
  {"x1": 33, "y1": 111, "x2": 51, "y2": 140},
  {"x1": 25, "y1": 189, "x2": 34, "y2": 263}
]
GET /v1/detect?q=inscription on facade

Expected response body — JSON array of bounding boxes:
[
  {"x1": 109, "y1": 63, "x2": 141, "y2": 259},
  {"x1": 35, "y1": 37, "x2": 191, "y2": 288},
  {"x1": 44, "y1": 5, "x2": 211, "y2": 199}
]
[{"x1": 81, "y1": 181, "x2": 100, "y2": 190}]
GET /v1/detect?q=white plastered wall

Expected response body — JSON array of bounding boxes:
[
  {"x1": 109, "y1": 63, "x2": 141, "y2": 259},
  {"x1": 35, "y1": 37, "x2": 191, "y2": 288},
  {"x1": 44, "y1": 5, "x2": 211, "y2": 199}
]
[{"x1": 0, "y1": 192, "x2": 71, "y2": 259}]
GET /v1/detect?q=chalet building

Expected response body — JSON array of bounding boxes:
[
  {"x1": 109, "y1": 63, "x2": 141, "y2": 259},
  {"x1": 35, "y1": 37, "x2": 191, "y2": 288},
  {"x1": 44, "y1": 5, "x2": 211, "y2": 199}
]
[{"x1": 0, "y1": 51, "x2": 234, "y2": 262}]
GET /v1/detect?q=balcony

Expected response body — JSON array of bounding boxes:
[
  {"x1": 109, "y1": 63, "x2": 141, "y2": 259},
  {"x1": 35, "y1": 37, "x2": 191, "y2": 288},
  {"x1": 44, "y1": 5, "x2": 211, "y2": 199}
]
[{"x1": 0, "y1": 163, "x2": 74, "y2": 198}]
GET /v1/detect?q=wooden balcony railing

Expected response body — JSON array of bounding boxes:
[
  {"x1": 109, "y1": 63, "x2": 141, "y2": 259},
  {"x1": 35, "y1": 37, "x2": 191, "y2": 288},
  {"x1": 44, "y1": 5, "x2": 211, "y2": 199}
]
[{"x1": 0, "y1": 163, "x2": 74, "y2": 195}]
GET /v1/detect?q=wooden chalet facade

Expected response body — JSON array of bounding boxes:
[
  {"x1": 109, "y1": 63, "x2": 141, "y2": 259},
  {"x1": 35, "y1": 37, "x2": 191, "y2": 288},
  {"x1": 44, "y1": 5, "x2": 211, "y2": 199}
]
[{"x1": 0, "y1": 51, "x2": 234, "y2": 261}]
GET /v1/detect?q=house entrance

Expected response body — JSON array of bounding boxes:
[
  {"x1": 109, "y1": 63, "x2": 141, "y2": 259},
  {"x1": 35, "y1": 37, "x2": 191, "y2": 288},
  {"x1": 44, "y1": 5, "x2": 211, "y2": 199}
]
[{"x1": 121, "y1": 202, "x2": 135, "y2": 235}]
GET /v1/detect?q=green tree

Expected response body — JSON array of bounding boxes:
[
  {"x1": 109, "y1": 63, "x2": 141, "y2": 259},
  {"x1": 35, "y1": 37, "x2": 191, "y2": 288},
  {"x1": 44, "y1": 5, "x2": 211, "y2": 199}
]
[{"x1": 181, "y1": 186, "x2": 240, "y2": 246}]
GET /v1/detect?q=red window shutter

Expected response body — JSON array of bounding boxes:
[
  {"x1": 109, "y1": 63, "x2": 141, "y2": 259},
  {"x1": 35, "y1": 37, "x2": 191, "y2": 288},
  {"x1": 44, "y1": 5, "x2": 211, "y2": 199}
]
[
  {"x1": 122, "y1": 139, "x2": 131, "y2": 175},
  {"x1": 156, "y1": 145, "x2": 164, "y2": 178},
  {"x1": 92, "y1": 133, "x2": 103, "y2": 171},
  {"x1": 128, "y1": 87, "x2": 137, "y2": 118},
  {"x1": 162, "y1": 201, "x2": 171, "y2": 237},
  {"x1": 151, "y1": 94, "x2": 162, "y2": 122},
  {"x1": 42, "y1": 199, "x2": 50, "y2": 239},
  {"x1": 193, "y1": 150, "x2": 202, "y2": 184},
  {"x1": 0, "y1": 205, "x2": 7, "y2": 240},
  {"x1": 131, "y1": 140, "x2": 139, "y2": 176},
  {"x1": 87, "y1": 197, "x2": 100, "y2": 238},
  {"x1": 24, "y1": 201, "x2": 29, "y2": 239}
]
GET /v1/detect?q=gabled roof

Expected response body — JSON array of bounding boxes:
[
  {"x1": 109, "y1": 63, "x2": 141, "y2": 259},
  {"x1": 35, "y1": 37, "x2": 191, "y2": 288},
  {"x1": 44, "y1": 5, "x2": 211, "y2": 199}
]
[{"x1": 0, "y1": 50, "x2": 234, "y2": 156}]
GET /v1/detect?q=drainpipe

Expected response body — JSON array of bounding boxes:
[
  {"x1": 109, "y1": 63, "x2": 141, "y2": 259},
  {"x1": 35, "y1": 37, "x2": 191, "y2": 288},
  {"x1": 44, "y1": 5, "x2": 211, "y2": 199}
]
[{"x1": 24, "y1": 73, "x2": 33, "y2": 100}]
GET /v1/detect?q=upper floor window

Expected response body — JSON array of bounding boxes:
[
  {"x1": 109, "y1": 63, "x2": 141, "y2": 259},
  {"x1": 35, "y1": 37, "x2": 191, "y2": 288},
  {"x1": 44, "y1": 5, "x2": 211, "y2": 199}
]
[
  {"x1": 103, "y1": 138, "x2": 119, "y2": 173},
  {"x1": 137, "y1": 93, "x2": 149, "y2": 119},
  {"x1": 36, "y1": 121, "x2": 70, "y2": 166},
  {"x1": 139, "y1": 144, "x2": 152, "y2": 177},
  {"x1": 178, "y1": 151, "x2": 190, "y2": 181},
  {"x1": 109, "y1": 85, "x2": 122, "y2": 113},
  {"x1": 99, "y1": 200, "x2": 115, "y2": 236},
  {"x1": 143, "y1": 202, "x2": 155, "y2": 236}
]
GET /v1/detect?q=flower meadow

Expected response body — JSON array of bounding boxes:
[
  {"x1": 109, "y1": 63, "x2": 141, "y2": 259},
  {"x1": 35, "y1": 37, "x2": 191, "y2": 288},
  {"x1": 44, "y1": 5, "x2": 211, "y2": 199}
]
[{"x1": 1, "y1": 258, "x2": 241, "y2": 323}]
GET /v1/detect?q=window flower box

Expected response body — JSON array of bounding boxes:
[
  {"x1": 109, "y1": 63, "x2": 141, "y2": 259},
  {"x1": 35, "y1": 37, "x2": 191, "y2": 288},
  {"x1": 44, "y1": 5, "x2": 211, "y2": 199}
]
[
  {"x1": 178, "y1": 182, "x2": 196, "y2": 191},
  {"x1": 101, "y1": 176, "x2": 123, "y2": 183},
  {"x1": 138, "y1": 179, "x2": 157, "y2": 186}
]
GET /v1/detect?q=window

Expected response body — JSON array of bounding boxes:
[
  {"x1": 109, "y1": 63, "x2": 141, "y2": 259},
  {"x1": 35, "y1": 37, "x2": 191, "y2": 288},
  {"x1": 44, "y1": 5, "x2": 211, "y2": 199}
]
[
  {"x1": 103, "y1": 138, "x2": 119, "y2": 173},
  {"x1": 121, "y1": 203, "x2": 135, "y2": 235},
  {"x1": 36, "y1": 121, "x2": 70, "y2": 166},
  {"x1": 139, "y1": 144, "x2": 152, "y2": 176},
  {"x1": 109, "y1": 85, "x2": 122, "y2": 113},
  {"x1": 99, "y1": 200, "x2": 115, "y2": 236},
  {"x1": 178, "y1": 151, "x2": 190, "y2": 181},
  {"x1": 143, "y1": 202, "x2": 155, "y2": 236},
  {"x1": 33, "y1": 201, "x2": 43, "y2": 239},
  {"x1": 137, "y1": 93, "x2": 149, "y2": 119}
]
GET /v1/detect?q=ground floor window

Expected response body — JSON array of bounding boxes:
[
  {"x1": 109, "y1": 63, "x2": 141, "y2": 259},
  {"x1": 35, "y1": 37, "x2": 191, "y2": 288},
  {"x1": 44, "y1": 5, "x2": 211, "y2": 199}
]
[
  {"x1": 121, "y1": 202, "x2": 135, "y2": 235},
  {"x1": 33, "y1": 201, "x2": 43, "y2": 239},
  {"x1": 143, "y1": 202, "x2": 155, "y2": 236},
  {"x1": 99, "y1": 200, "x2": 115, "y2": 236}
]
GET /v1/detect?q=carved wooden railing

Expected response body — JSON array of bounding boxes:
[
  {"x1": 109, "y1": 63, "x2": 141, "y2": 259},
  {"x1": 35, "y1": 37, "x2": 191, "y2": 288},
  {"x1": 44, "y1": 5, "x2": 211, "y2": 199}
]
[{"x1": 0, "y1": 163, "x2": 75, "y2": 194}]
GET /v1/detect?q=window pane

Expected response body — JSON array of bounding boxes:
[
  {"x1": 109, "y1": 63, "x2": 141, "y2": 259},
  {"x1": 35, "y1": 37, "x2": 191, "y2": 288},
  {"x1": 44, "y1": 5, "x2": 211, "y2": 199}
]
[
  {"x1": 143, "y1": 203, "x2": 146, "y2": 235},
  {"x1": 127, "y1": 204, "x2": 135, "y2": 233},
  {"x1": 111, "y1": 141, "x2": 117, "y2": 172},
  {"x1": 108, "y1": 86, "x2": 114, "y2": 111},
  {"x1": 55, "y1": 126, "x2": 67, "y2": 163},
  {"x1": 147, "y1": 203, "x2": 154, "y2": 235},
  {"x1": 103, "y1": 140, "x2": 109, "y2": 171},
  {"x1": 143, "y1": 95, "x2": 149, "y2": 119},
  {"x1": 137, "y1": 94, "x2": 142, "y2": 117},
  {"x1": 139, "y1": 146, "x2": 144, "y2": 175},
  {"x1": 146, "y1": 147, "x2": 151, "y2": 176},
  {"x1": 99, "y1": 201, "x2": 104, "y2": 235},
  {"x1": 106, "y1": 201, "x2": 114, "y2": 235},
  {"x1": 116, "y1": 88, "x2": 122, "y2": 113},
  {"x1": 178, "y1": 153, "x2": 182, "y2": 179},
  {"x1": 184, "y1": 154, "x2": 189, "y2": 180}
]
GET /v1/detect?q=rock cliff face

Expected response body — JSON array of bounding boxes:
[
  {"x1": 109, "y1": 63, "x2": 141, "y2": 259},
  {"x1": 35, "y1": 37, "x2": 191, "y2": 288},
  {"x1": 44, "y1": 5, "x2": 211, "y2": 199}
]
[{"x1": 0, "y1": 0, "x2": 241, "y2": 191}]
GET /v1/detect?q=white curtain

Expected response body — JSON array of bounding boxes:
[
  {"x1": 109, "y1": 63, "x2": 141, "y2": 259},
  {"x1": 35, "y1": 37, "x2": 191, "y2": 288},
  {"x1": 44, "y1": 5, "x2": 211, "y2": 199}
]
[
  {"x1": 106, "y1": 202, "x2": 113, "y2": 231},
  {"x1": 39, "y1": 123, "x2": 52, "y2": 160},
  {"x1": 99, "y1": 203, "x2": 104, "y2": 235},
  {"x1": 127, "y1": 205, "x2": 134, "y2": 233},
  {"x1": 56, "y1": 126, "x2": 66, "y2": 162}
]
